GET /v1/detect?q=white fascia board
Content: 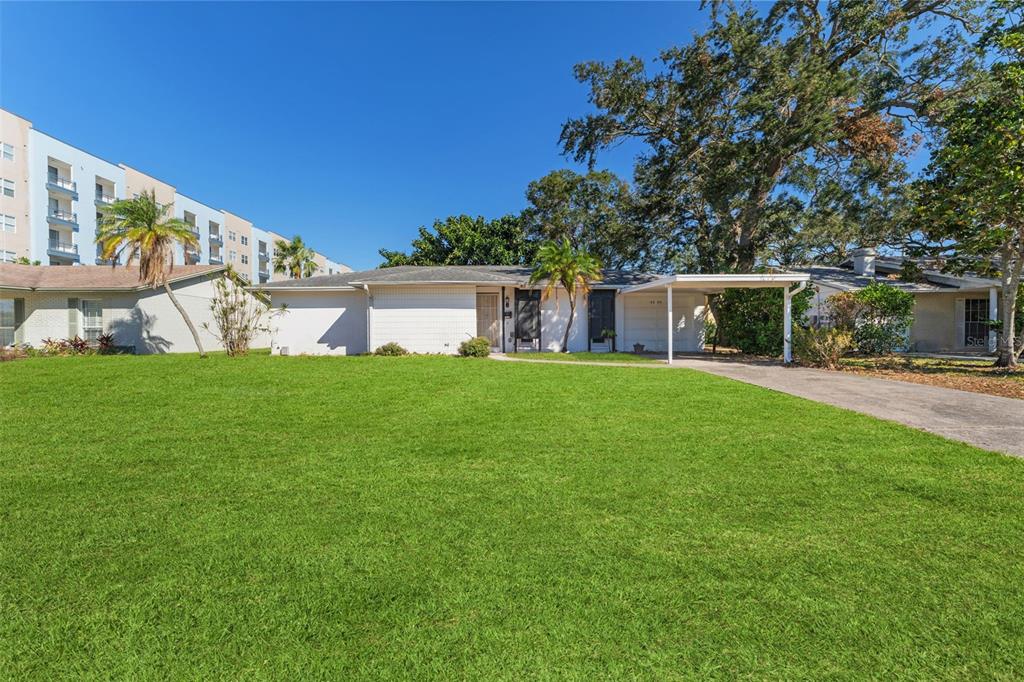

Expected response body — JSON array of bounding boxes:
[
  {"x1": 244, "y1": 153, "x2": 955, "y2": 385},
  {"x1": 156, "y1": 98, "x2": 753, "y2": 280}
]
[{"x1": 621, "y1": 273, "x2": 810, "y2": 293}]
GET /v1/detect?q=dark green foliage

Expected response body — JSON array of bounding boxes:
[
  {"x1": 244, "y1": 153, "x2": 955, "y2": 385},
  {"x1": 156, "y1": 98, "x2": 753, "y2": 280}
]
[
  {"x1": 522, "y1": 169, "x2": 638, "y2": 268},
  {"x1": 717, "y1": 287, "x2": 812, "y2": 356},
  {"x1": 373, "y1": 342, "x2": 409, "y2": 356},
  {"x1": 851, "y1": 282, "x2": 916, "y2": 355},
  {"x1": 379, "y1": 214, "x2": 535, "y2": 267},
  {"x1": 458, "y1": 337, "x2": 491, "y2": 357},
  {"x1": 561, "y1": 1, "x2": 987, "y2": 272}
]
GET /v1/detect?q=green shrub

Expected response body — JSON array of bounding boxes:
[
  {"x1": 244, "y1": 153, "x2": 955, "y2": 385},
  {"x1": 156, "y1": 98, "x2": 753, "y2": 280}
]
[
  {"x1": 793, "y1": 327, "x2": 854, "y2": 369},
  {"x1": 458, "y1": 336, "x2": 491, "y2": 357},
  {"x1": 716, "y1": 287, "x2": 813, "y2": 356},
  {"x1": 851, "y1": 282, "x2": 915, "y2": 355},
  {"x1": 374, "y1": 342, "x2": 409, "y2": 356}
]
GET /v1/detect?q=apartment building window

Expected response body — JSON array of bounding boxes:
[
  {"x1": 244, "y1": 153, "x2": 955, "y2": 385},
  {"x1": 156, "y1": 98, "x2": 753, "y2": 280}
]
[
  {"x1": 229, "y1": 250, "x2": 237, "y2": 262},
  {"x1": 2, "y1": 143, "x2": 13, "y2": 161},
  {"x1": 228, "y1": 231, "x2": 236, "y2": 242},
  {"x1": 0, "y1": 250, "x2": 16, "y2": 263},
  {"x1": 0, "y1": 299, "x2": 15, "y2": 346},
  {"x1": 240, "y1": 235, "x2": 248, "y2": 246},
  {"x1": 80, "y1": 300, "x2": 103, "y2": 343},
  {"x1": 209, "y1": 220, "x2": 219, "y2": 234},
  {"x1": 1, "y1": 214, "x2": 15, "y2": 233},
  {"x1": 241, "y1": 254, "x2": 249, "y2": 265},
  {"x1": 2, "y1": 179, "x2": 13, "y2": 197}
]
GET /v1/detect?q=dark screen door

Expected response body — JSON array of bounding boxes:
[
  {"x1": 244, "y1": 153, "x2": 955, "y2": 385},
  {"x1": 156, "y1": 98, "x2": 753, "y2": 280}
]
[
  {"x1": 515, "y1": 289, "x2": 541, "y2": 342},
  {"x1": 588, "y1": 290, "x2": 615, "y2": 344}
]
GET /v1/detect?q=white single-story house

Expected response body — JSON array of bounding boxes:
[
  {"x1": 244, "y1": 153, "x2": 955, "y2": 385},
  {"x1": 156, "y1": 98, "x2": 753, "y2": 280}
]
[
  {"x1": 798, "y1": 248, "x2": 1003, "y2": 354},
  {"x1": 0, "y1": 263, "x2": 240, "y2": 353},
  {"x1": 259, "y1": 265, "x2": 811, "y2": 362}
]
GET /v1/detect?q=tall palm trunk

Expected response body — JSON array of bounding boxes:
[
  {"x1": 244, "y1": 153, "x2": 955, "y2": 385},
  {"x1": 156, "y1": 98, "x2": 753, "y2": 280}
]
[
  {"x1": 562, "y1": 294, "x2": 576, "y2": 353},
  {"x1": 163, "y1": 281, "x2": 206, "y2": 357}
]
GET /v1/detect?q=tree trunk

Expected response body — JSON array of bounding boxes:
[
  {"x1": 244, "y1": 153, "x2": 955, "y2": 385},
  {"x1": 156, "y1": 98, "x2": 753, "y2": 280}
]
[
  {"x1": 562, "y1": 296, "x2": 576, "y2": 353},
  {"x1": 164, "y1": 281, "x2": 206, "y2": 358},
  {"x1": 994, "y1": 245, "x2": 1022, "y2": 369}
]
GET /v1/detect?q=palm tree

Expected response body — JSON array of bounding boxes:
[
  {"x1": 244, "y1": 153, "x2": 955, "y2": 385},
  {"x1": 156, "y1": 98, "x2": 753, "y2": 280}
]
[
  {"x1": 96, "y1": 189, "x2": 206, "y2": 357},
  {"x1": 529, "y1": 238, "x2": 602, "y2": 352},
  {"x1": 272, "y1": 235, "x2": 318, "y2": 279}
]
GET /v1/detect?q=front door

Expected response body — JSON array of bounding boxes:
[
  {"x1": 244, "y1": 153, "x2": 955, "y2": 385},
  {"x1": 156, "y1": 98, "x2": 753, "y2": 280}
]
[
  {"x1": 476, "y1": 293, "x2": 501, "y2": 349},
  {"x1": 515, "y1": 289, "x2": 541, "y2": 351},
  {"x1": 588, "y1": 289, "x2": 615, "y2": 351}
]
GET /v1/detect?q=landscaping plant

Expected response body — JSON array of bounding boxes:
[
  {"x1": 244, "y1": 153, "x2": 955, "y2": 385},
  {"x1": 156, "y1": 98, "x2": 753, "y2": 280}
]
[
  {"x1": 458, "y1": 337, "x2": 491, "y2": 357},
  {"x1": 828, "y1": 283, "x2": 915, "y2": 355},
  {"x1": 793, "y1": 326, "x2": 855, "y2": 369},
  {"x1": 716, "y1": 287, "x2": 812, "y2": 357},
  {"x1": 373, "y1": 342, "x2": 409, "y2": 356},
  {"x1": 202, "y1": 269, "x2": 280, "y2": 357}
]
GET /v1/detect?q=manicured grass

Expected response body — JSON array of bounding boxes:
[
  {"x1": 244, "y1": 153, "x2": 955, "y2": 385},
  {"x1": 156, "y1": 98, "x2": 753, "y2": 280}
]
[
  {"x1": 506, "y1": 351, "x2": 659, "y2": 363},
  {"x1": 2, "y1": 354, "x2": 1024, "y2": 678}
]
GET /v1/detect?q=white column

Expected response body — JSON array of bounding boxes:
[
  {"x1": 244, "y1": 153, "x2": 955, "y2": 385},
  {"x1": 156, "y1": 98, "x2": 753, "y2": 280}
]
[
  {"x1": 783, "y1": 286, "x2": 793, "y2": 364},
  {"x1": 989, "y1": 287, "x2": 999, "y2": 353},
  {"x1": 667, "y1": 285, "x2": 674, "y2": 364}
]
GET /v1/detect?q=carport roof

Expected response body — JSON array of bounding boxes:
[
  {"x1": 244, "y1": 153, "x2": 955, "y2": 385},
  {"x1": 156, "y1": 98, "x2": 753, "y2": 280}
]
[{"x1": 257, "y1": 265, "x2": 664, "y2": 290}]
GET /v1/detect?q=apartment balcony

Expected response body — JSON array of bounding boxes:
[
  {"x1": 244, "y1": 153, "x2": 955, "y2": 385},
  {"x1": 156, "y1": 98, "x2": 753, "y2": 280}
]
[
  {"x1": 46, "y1": 209, "x2": 79, "y2": 230},
  {"x1": 209, "y1": 254, "x2": 224, "y2": 265},
  {"x1": 47, "y1": 239, "x2": 80, "y2": 262},
  {"x1": 46, "y1": 175, "x2": 78, "y2": 200},
  {"x1": 209, "y1": 232, "x2": 223, "y2": 246},
  {"x1": 258, "y1": 250, "x2": 269, "y2": 263},
  {"x1": 94, "y1": 192, "x2": 116, "y2": 207}
]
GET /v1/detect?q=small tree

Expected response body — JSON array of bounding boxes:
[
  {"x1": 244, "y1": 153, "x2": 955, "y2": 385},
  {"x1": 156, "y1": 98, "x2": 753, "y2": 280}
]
[
  {"x1": 201, "y1": 267, "x2": 281, "y2": 356},
  {"x1": 529, "y1": 239, "x2": 602, "y2": 352},
  {"x1": 717, "y1": 287, "x2": 812, "y2": 357},
  {"x1": 849, "y1": 283, "x2": 915, "y2": 355}
]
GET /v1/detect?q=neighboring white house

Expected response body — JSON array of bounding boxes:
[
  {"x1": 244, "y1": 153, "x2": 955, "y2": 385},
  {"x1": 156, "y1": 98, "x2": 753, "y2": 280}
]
[
  {"x1": 798, "y1": 248, "x2": 1002, "y2": 354},
  {"x1": 0, "y1": 263, "x2": 244, "y2": 353},
  {"x1": 259, "y1": 265, "x2": 811, "y2": 362}
]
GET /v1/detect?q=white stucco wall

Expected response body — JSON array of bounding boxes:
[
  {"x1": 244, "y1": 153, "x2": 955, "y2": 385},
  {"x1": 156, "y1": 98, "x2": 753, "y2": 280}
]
[
  {"x1": 8, "y1": 276, "x2": 264, "y2": 354},
  {"x1": 538, "y1": 290, "x2": 588, "y2": 352},
  {"x1": 620, "y1": 291, "x2": 705, "y2": 353},
  {"x1": 269, "y1": 290, "x2": 367, "y2": 356},
  {"x1": 370, "y1": 285, "x2": 475, "y2": 354}
]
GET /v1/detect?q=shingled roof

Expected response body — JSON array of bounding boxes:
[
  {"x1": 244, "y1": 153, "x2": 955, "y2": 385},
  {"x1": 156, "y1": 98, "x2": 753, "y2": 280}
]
[
  {"x1": 0, "y1": 264, "x2": 225, "y2": 291},
  {"x1": 257, "y1": 265, "x2": 662, "y2": 290}
]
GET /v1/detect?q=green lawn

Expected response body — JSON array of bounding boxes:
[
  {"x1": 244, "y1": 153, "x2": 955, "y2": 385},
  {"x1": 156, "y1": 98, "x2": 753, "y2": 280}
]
[
  {"x1": 2, "y1": 355, "x2": 1023, "y2": 679},
  {"x1": 506, "y1": 351, "x2": 659, "y2": 363}
]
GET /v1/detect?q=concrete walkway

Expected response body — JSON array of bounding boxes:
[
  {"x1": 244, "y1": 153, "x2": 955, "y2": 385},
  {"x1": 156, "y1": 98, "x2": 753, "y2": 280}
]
[{"x1": 497, "y1": 355, "x2": 1024, "y2": 458}]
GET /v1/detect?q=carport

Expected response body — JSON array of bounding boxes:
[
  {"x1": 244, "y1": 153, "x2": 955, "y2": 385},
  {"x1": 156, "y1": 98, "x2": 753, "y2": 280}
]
[{"x1": 618, "y1": 273, "x2": 812, "y2": 364}]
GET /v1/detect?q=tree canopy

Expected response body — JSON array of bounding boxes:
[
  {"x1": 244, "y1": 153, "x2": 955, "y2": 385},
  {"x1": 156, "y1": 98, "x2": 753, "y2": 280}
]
[
  {"x1": 561, "y1": 0, "x2": 988, "y2": 273},
  {"x1": 522, "y1": 169, "x2": 639, "y2": 268},
  {"x1": 911, "y1": 2, "x2": 1024, "y2": 367},
  {"x1": 379, "y1": 214, "x2": 535, "y2": 267}
]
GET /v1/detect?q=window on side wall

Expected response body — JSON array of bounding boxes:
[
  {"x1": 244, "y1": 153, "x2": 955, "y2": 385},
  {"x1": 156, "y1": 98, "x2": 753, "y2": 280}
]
[
  {"x1": 229, "y1": 250, "x2": 237, "y2": 262},
  {"x1": 1, "y1": 298, "x2": 17, "y2": 346},
  {"x1": 241, "y1": 254, "x2": 249, "y2": 265},
  {"x1": 2, "y1": 179, "x2": 13, "y2": 197},
  {"x1": 81, "y1": 300, "x2": 102, "y2": 343},
  {"x1": 241, "y1": 235, "x2": 248, "y2": 246},
  {"x1": 228, "y1": 231, "x2": 236, "y2": 242},
  {"x1": 1, "y1": 214, "x2": 15, "y2": 232},
  {"x1": 1, "y1": 251, "x2": 16, "y2": 263},
  {"x1": 2, "y1": 143, "x2": 13, "y2": 161}
]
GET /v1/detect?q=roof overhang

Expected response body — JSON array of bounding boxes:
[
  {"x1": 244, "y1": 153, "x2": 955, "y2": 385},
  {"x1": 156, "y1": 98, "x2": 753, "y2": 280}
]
[
  {"x1": 621, "y1": 273, "x2": 810, "y2": 294},
  {"x1": 0, "y1": 265, "x2": 226, "y2": 293}
]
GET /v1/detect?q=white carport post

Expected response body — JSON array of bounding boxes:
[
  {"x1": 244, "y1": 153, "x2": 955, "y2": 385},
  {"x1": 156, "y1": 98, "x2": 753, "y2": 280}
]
[
  {"x1": 783, "y1": 285, "x2": 793, "y2": 364},
  {"x1": 989, "y1": 287, "x2": 999, "y2": 353},
  {"x1": 667, "y1": 285, "x2": 674, "y2": 364}
]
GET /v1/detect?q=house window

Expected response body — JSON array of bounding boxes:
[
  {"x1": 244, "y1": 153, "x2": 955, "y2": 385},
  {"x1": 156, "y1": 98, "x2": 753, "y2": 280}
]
[
  {"x1": 241, "y1": 254, "x2": 249, "y2": 265},
  {"x1": 1, "y1": 214, "x2": 14, "y2": 232},
  {"x1": 2, "y1": 143, "x2": 13, "y2": 161},
  {"x1": 80, "y1": 300, "x2": 102, "y2": 343},
  {"x1": 2, "y1": 179, "x2": 13, "y2": 197},
  {"x1": 228, "y1": 231, "x2": 236, "y2": 242},
  {"x1": 964, "y1": 298, "x2": 990, "y2": 348},
  {"x1": 0, "y1": 299, "x2": 15, "y2": 346}
]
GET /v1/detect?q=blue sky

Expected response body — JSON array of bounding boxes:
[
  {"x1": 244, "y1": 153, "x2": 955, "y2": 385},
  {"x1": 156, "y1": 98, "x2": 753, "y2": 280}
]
[{"x1": 1, "y1": 1, "x2": 708, "y2": 270}]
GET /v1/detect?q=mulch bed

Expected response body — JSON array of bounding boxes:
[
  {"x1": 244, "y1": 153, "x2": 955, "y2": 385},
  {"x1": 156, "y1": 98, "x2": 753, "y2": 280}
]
[{"x1": 839, "y1": 359, "x2": 1024, "y2": 400}]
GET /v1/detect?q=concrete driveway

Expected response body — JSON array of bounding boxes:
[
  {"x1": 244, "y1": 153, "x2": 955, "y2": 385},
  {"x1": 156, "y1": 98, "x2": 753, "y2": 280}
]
[{"x1": 670, "y1": 357, "x2": 1024, "y2": 458}]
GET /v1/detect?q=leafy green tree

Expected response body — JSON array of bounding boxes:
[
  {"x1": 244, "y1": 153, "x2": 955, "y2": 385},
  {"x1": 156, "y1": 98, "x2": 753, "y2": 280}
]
[
  {"x1": 911, "y1": 3, "x2": 1024, "y2": 368},
  {"x1": 522, "y1": 169, "x2": 639, "y2": 268},
  {"x1": 529, "y1": 239, "x2": 602, "y2": 352},
  {"x1": 561, "y1": 0, "x2": 987, "y2": 273},
  {"x1": 716, "y1": 286, "x2": 812, "y2": 357},
  {"x1": 851, "y1": 282, "x2": 916, "y2": 355},
  {"x1": 96, "y1": 190, "x2": 206, "y2": 357},
  {"x1": 379, "y1": 214, "x2": 535, "y2": 267},
  {"x1": 272, "y1": 235, "x2": 317, "y2": 279}
]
